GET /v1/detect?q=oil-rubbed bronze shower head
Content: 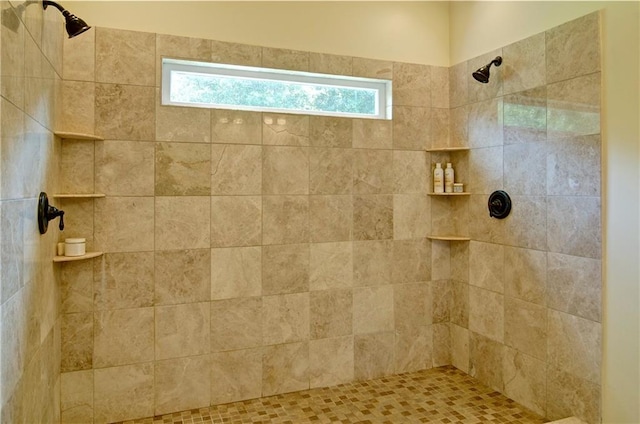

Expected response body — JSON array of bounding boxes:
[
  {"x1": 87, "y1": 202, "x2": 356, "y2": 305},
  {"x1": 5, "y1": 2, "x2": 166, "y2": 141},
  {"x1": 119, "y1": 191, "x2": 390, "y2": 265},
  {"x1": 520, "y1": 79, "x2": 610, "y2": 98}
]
[
  {"x1": 472, "y1": 56, "x2": 502, "y2": 84},
  {"x1": 43, "y1": 0, "x2": 91, "y2": 38}
]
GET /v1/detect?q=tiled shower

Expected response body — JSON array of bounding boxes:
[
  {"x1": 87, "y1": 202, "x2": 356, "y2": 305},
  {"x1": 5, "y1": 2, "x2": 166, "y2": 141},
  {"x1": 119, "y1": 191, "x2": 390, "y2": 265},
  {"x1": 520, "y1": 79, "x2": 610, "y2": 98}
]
[{"x1": 0, "y1": 3, "x2": 602, "y2": 424}]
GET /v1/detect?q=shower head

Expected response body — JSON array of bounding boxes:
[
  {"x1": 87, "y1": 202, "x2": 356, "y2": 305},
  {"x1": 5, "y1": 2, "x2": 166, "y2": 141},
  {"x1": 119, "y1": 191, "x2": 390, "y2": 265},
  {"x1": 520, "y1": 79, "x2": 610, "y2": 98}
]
[
  {"x1": 42, "y1": 0, "x2": 91, "y2": 38},
  {"x1": 472, "y1": 56, "x2": 502, "y2": 84}
]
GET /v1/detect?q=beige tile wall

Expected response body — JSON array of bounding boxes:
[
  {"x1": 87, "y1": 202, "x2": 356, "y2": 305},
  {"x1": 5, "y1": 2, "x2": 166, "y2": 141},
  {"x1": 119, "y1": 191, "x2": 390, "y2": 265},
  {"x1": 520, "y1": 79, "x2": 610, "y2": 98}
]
[
  {"x1": 56, "y1": 11, "x2": 602, "y2": 424},
  {"x1": 447, "y1": 12, "x2": 602, "y2": 424},
  {"x1": 0, "y1": 0, "x2": 65, "y2": 422}
]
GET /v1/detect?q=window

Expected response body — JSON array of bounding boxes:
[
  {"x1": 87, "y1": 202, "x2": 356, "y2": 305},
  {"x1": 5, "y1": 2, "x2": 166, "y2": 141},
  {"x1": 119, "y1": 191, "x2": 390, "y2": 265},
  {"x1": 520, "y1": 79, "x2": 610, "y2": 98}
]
[{"x1": 162, "y1": 58, "x2": 392, "y2": 120}]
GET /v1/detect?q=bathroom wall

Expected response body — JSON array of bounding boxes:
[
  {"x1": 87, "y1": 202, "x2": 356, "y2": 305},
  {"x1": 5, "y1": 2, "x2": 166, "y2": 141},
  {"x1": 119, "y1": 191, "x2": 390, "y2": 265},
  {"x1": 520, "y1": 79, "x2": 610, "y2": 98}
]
[
  {"x1": 57, "y1": 28, "x2": 452, "y2": 423},
  {"x1": 446, "y1": 12, "x2": 602, "y2": 423},
  {"x1": 0, "y1": 0, "x2": 64, "y2": 422}
]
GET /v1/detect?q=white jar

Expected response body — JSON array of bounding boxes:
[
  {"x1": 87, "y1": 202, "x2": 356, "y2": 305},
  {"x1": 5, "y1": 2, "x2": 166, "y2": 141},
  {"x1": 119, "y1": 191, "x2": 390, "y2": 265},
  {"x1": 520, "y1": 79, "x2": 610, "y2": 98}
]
[{"x1": 64, "y1": 238, "x2": 86, "y2": 257}]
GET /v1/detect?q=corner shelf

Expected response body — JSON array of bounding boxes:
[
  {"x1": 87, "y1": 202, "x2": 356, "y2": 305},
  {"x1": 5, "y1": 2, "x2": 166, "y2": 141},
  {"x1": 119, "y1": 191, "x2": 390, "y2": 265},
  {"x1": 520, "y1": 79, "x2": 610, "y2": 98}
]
[
  {"x1": 53, "y1": 251, "x2": 103, "y2": 263},
  {"x1": 428, "y1": 192, "x2": 470, "y2": 196},
  {"x1": 427, "y1": 235, "x2": 470, "y2": 241},
  {"x1": 54, "y1": 131, "x2": 104, "y2": 141},
  {"x1": 426, "y1": 146, "x2": 470, "y2": 152},
  {"x1": 52, "y1": 193, "x2": 105, "y2": 199}
]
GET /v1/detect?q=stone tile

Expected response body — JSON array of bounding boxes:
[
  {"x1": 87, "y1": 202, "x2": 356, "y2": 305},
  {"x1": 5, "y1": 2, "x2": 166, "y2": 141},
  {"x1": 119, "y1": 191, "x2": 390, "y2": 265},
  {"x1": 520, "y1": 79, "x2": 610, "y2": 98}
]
[
  {"x1": 393, "y1": 62, "x2": 431, "y2": 107},
  {"x1": 61, "y1": 370, "x2": 93, "y2": 424},
  {"x1": 547, "y1": 196, "x2": 600, "y2": 259},
  {"x1": 211, "y1": 297, "x2": 262, "y2": 352},
  {"x1": 95, "y1": 140, "x2": 155, "y2": 196},
  {"x1": 469, "y1": 241, "x2": 504, "y2": 293},
  {"x1": 393, "y1": 106, "x2": 430, "y2": 150},
  {"x1": 309, "y1": 242, "x2": 352, "y2": 291},
  {"x1": 96, "y1": 27, "x2": 155, "y2": 86},
  {"x1": 469, "y1": 98, "x2": 504, "y2": 149},
  {"x1": 156, "y1": 34, "x2": 211, "y2": 86},
  {"x1": 155, "y1": 196, "x2": 210, "y2": 250},
  {"x1": 262, "y1": 342, "x2": 309, "y2": 396},
  {"x1": 504, "y1": 247, "x2": 547, "y2": 305},
  {"x1": 431, "y1": 66, "x2": 449, "y2": 109},
  {"x1": 432, "y1": 279, "x2": 451, "y2": 323},
  {"x1": 309, "y1": 336, "x2": 354, "y2": 388},
  {"x1": 393, "y1": 150, "x2": 428, "y2": 194},
  {"x1": 449, "y1": 61, "x2": 468, "y2": 108},
  {"x1": 262, "y1": 146, "x2": 308, "y2": 195},
  {"x1": 59, "y1": 198, "x2": 95, "y2": 252},
  {"x1": 155, "y1": 142, "x2": 211, "y2": 196},
  {"x1": 211, "y1": 196, "x2": 261, "y2": 247},
  {"x1": 468, "y1": 49, "x2": 503, "y2": 103},
  {"x1": 63, "y1": 28, "x2": 95, "y2": 81},
  {"x1": 503, "y1": 33, "x2": 546, "y2": 95},
  {"x1": 433, "y1": 322, "x2": 452, "y2": 367},
  {"x1": 352, "y1": 57, "x2": 393, "y2": 79},
  {"x1": 0, "y1": 200, "x2": 25, "y2": 302},
  {"x1": 61, "y1": 80, "x2": 95, "y2": 135},
  {"x1": 353, "y1": 285, "x2": 394, "y2": 334},
  {"x1": 95, "y1": 84, "x2": 155, "y2": 141},
  {"x1": 210, "y1": 246, "x2": 261, "y2": 300},
  {"x1": 211, "y1": 110, "x2": 262, "y2": 144},
  {"x1": 353, "y1": 149, "x2": 393, "y2": 194},
  {"x1": 94, "y1": 197, "x2": 154, "y2": 253},
  {"x1": 505, "y1": 297, "x2": 547, "y2": 360},
  {"x1": 451, "y1": 241, "x2": 469, "y2": 282},
  {"x1": 94, "y1": 252, "x2": 154, "y2": 310},
  {"x1": 547, "y1": 134, "x2": 601, "y2": 196},
  {"x1": 155, "y1": 102, "x2": 211, "y2": 143},
  {"x1": 60, "y1": 138, "x2": 94, "y2": 194},
  {"x1": 1, "y1": 4, "x2": 25, "y2": 108},
  {"x1": 262, "y1": 293, "x2": 310, "y2": 345},
  {"x1": 0, "y1": 100, "x2": 26, "y2": 200},
  {"x1": 503, "y1": 195, "x2": 547, "y2": 251},
  {"x1": 154, "y1": 355, "x2": 210, "y2": 415},
  {"x1": 262, "y1": 114, "x2": 309, "y2": 146},
  {"x1": 395, "y1": 325, "x2": 432, "y2": 373},
  {"x1": 546, "y1": 12, "x2": 600, "y2": 84},
  {"x1": 309, "y1": 147, "x2": 353, "y2": 195},
  {"x1": 547, "y1": 73, "x2": 600, "y2": 140},
  {"x1": 546, "y1": 365, "x2": 601, "y2": 424},
  {"x1": 155, "y1": 249, "x2": 211, "y2": 305},
  {"x1": 449, "y1": 105, "x2": 469, "y2": 148},
  {"x1": 262, "y1": 195, "x2": 308, "y2": 245},
  {"x1": 93, "y1": 307, "x2": 154, "y2": 368},
  {"x1": 504, "y1": 143, "x2": 547, "y2": 196},
  {"x1": 547, "y1": 309, "x2": 601, "y2": 384},
  {"x1": 468, "y1": 194, "x2": 506, "y2": 244},
  {"x1": 393, "y1": 194, "x2": 430, "y2": 240},
  {"x1": 430, "y1": 108, "x2": 450, "y2": 149},
  {"x1": 262, "y1": 244, "x2": 309, "y2": 296},
  {"x1": 211, "y1": 144, "x2": 262, "y2": 195},
  {"x1": 93, "y1": 363, "x2": 154, "y2": 424},
  {"x1": 211, "y1": 348, "x2": 262, "y2": 405},
  {"x1": 354, "y1": 332, "x2": 394, "y2": 380},
  {"x1": 352, "y1": 119, "x2": 392, "y2": 149},
  {"x1": 469, "y1": 332, "x2": 504, "y2": 392},
  {"x1": 450, "y1": 324, "x2": 470, "y2": 373},
  {"x1": 392, "y1": 239, "x2": 430, "y2": 284},
  {"x1": 309, "y1": 116, "x2": 352, "y2": 148},
  {"x1": 353, "y1": 240, "x2": 393, "y2": 287},
  {"x1": 155, "y1": 303, "x2": 210, "y2": 360},
  {"x1": 309, "y1": 195, "x2": 352, "y2": 242},
  {"x1": 394, "y1": 282, "x2": 431, "y2": 331},
  {"x1": 547, "y1": 253, "x2": 601, "y2": 322},
  {"x1": 468, "y1": 146, "x2": 503, "y2": 195},
  {"x1": 503, "y1": 347, "x2": 546, "y2": 416},
  {"x1": 61, "y1": 312, "x2": 93, "y2": 372},
  {"x1": 353, "y1": 195, "x2": 393, "y2": 241},
  {"x1": 211, "y1": 40, "x2": 262, "y2": 67},
  {"x1": 309, "y1": 52, "x2": 352, "y2": 75},
  {"x1": 310, "y1": 289, "x2": 352, "y2": 339},
  {"x1": 262, "y1": 47, "x2": 309, "y2": 71},
  {"x1": 503, "y1": 86, "x2": 547, "y2": 145},
  {"x1": 61, "y1": 261, "x2": 93, "y2": 313},
  {"x1": 469, "y1": 286, "x2": 504, "y2": 343}
]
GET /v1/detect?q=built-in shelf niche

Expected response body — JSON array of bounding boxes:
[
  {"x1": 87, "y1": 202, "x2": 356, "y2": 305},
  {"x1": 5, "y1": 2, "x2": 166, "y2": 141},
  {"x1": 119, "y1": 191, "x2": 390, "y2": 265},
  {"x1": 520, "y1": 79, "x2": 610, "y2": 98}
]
[
  {"x1": 53, "y1": 251, "x2": 103, "y2": 263},
  {"x1": 54, "y1": 131, "x2": 104, "y2": 141}
]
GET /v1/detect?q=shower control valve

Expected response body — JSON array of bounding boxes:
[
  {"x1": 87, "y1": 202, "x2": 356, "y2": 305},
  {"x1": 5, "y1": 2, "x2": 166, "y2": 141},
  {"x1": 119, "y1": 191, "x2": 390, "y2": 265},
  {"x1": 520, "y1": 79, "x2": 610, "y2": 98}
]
[{"x1": 38, "y1": 192, "x2": 65, "y2": 234}]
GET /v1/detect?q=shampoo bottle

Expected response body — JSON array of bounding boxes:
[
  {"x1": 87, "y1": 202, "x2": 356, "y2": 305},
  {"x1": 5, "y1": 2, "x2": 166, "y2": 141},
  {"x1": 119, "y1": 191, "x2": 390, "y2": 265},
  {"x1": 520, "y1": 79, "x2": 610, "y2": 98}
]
[
  {"x1": 444, "y1": 163, "x2": 455, "y2": 193},
  {"x1": 433, "y1": 163, "x2": 444, "y2": 193}
]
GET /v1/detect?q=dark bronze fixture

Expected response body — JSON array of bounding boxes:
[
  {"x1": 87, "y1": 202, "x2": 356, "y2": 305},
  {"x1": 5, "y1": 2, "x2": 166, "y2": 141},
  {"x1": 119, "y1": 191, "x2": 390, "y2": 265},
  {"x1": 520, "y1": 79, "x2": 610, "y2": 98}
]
[
  {"x1": 38, "y1": 192, "x2": 65, "y2": 234},
  {"x1": 472, "y1": 56, "x2": 502, "y2": 83},
  {"x1": 488, "y1": 190, "x2": 511, "y2": 219},
  {"x1": 42, "y1": 0, "x2": 91, "y2": 38}
]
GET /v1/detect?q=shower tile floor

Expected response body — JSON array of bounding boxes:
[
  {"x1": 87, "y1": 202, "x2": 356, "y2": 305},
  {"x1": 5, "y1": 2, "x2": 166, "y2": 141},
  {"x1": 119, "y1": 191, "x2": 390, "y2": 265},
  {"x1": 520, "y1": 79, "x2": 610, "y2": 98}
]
[{"x1": 114, "y1": 366, "x2": 545, "y2": 424}]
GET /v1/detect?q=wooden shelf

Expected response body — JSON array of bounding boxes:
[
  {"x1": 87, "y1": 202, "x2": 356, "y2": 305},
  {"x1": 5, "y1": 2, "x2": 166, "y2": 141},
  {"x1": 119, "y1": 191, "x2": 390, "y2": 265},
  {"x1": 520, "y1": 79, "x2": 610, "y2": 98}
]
[
  {"x1": 426, "y1": 147, "x2": 470, "y2": 152},
  {"x1": 54, "y1": 131, "x2": 103, "y2": 141},
  {"x1": 428, "y1": 192, "x2": 470, "y2": 196},
  {"x1": 53, "y1": 251, "x2": 103, "y2": 263},
  {"x1": 427, "y1": 235, "x2": 470, "y2": 241},
  {"x1": 52, "y1": 193, "x2": 106, "y2": 199}
]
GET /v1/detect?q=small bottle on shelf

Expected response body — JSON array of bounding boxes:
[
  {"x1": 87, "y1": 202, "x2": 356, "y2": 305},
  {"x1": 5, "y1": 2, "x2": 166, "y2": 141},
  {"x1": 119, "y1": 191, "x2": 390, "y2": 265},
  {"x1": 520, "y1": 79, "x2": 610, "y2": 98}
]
[
  {"x1": 433, "y1": 163, "x2": 444, "y2": 193},
  {"x1": 444, "y1": 163, "x2": 455, "y2": 193}
]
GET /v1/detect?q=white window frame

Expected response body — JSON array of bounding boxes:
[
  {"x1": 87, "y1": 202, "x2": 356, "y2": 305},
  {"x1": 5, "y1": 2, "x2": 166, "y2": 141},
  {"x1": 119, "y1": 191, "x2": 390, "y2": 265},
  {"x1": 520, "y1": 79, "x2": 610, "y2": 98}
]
[{"x1": 161, "y1": 58, "x2": 392, "y2": 120}]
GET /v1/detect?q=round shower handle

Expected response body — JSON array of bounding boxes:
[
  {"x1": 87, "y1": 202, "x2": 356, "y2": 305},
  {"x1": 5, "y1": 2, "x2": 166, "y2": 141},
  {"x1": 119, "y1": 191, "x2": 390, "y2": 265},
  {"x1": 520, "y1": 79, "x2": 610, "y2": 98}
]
[{"x1": 488, "y1": 190, "x2": 511, "y2": 219}]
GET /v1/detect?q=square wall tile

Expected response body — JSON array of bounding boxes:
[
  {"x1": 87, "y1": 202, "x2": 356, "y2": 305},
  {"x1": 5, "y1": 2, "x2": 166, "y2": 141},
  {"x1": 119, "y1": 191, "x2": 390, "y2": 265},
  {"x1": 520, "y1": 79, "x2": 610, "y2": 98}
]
[
  {"x1": 211, "y1": 144, "x2": 262, "y2": 195},
  {"x1": 156, "y1": 102, "x2": 211, "y2": 143},
  {"x1": 95, "y1": 83, "x2": 155, "y2": 141},
  {"x1": 433, "y1": 322, "x2": 451, "y2": 367},
  {"x1": 504, "y1": 247, "x2": 547, "y2": 305},
  {"x1": 309, "y1": 242, "x2": 352, "y2": 291},
  {"x1": 211, "y1": 297, "x2": 262, "y2": 352},
  {"x1": 449, "y1": 62, "x2": 468, "y2": 108},
  {"x1": 353, "y1": 195, "x2": 393, "y2": 241},
  {"x1": 155, "y1": 142, "x2": 211, "y2": 196},
  {"x1": 211, "y1": 348, "x2": 262, "y2": 405},
  {"x1": 93, "y1": 363, "x2": 154, "y2": 424},
  {"x1": 393, "y1": 194, "x2": 430, "y2": 240},
  {"x1": 93, "y1": 307, "x2": 154, "y2": 368},
  {"x1": 469, "y1": 241, "x2": 504, "y2": 293},
  {"x1": 504, "y1": 143, "x2": 547, "y2": 196},
  {"x1": 63, "y1": 28, "x2": 94, "y2": 81},
  {"x1": 94, "y1": 252, "x2": 154, "y2": 310},
  {"x1": 352, "y1": 119, "x2": 392, "y2": 149},
  {"x1": 262, "y1": 146, "x2": 309, "y2": 195},
  {"x1": 449, "y1": 106, "x2": 469, "y2": 148},
  {"x1": 547, "y1": 253, "x2": 601, "y2": 322},
  {"x1": 394, "y1": 282, "x2": 431, "y2": 331},
  {"x1": 95, "y1": 27, "x2": 155, "y2": 86},
  {"x1": 353, "y1": 149, "x2": 393, "y2": 194},
  {"x1": 392, "y1": 239, "x2": 430, "y2": 284},
  {"x1": 431, "y1": 66, "x2": 449, "y2": 109},
  {"x1": 393, "y1": 150, "x2": 428, "y2": 194},
  {"x1": 353, "y1": 285, "x2": 394, "y2": 334},
  {"x1": 393, "y1": 62, "x2": 431, "y2": 107},
  {"x1": 309, "y1": 147, "x2": 353, "y2": 195},
  {"x1": 61, "y1": 260, "x2": 93, "y2": 313},
  {"x1": 469, "y1": 286, "x2": 504, "y2": 343},
  {"x1": 211, "y1": 247, "x2": 261, "y2": 300},
  {"x1": 61, "y1": 80, "x2": 95, "y2": 135},
  {"x1": 503, "y1": 33, "x2": 546, "y2": 95},
  {"x1": 430, "y1": 108, "x2": 450, "y2": 149},
  {"x1": 352, "y1": 57, "x2": 393, "y2": 79},
  {"x1": 154, "y1": 355, "x2": 210, "y2": 415},
  {"x1": 60, "y1": 139, "x2": 94, "y2": 194},
  {"x1": 547, "y1": 134, "x2": 601, "y2": 196},
  {"x1": 546, "y1": 365, "x2": 601, "y2": 424},
  {"x1": 262, "y1": 47, "x2": 309, "y2": 72},
  {"x1": 309, "y1": 195, "x2": 352, "y2": 242},
  {"x1": 547, "y1": 73, "x2": 601, "y2": 140},
  {"x1": 61, "y1": 370, "x2": 93, "y2": 424},
  {"x1": 450, "y1": 324, "x2": 470, "y2": 373},
  {"x1": 468, "y1": 98, "x2": 504, "y2": 149},
  {"x1": 211, "y1": 40, "x2": 262, "y2": 67},
  {"x1": 155, "y1": 303, "x2": 210, "y2": 360},
  {"x1": 156, "y1": 34, "x2": 211, "y2": 86},
  {"x1": 310, "y1": 52, "x2": 352, "y2": 75},
  {"x1": 503, "y1": 195, "x2": 547, "y2": 251},
  {"x1": 155, "y1": 249, "x2": 211, "y2": 305},
  {"x1": 504, "y1": 297, "x2": 547, "y2": 360},
  {"x1": 61, "y1": 312, "x2": 93, "y2": 372},
  {"x1": 310, "y1": 289, "x2": 352, "y2": 339},
  {"x1": 95, "y1": 140, "x2": 155, "y2": 196},
  {"x1": 503, "y1": 347, "x2": 546, "y2": 416},
  {"x1": 353, "y1": 240, "x2": 392, "y2": 287},
  {"x1": 211, "y1": 196, "x2": 261, "y2": 247},
  {"x1": 469, "y1": 332, "x2": 504, "y2": 392},
  {"x1": 211, "y1": 110, "x2": 262, "y2": 144},
  {"x1": 309, "y1": 116, "x2": 352, "y2": 148},
  {"x1": 354, "y1": 332, "x2": 394, "y2": 381},
  {"x1": 468, "y1": 146, "x2": 503, "y2": 195},
  {"x1": 451, "y1": 281, "x2": 469, "y2": 329},
  {"x1": 432, "y1": 279, "x2": 451, "y2": 323},
  {"x1": 262, "y1": 342, "x2": 309, "y2": 396},
  {"x1": 393, "y1": 106, "x2": 430, "y2": 151},
  {"x1": 155, "y1": 196, "x2": 210, "y2": 250},
  {"x1": 94, "y1": 197, "x2": 154, "y2": 253},
  {"x1": 262, "y1": 244, "x2": 309, "y2": 296},
  {"x1": 262, "y1": 195, "x2": 308, "y2": 245},
  {"x1": 262, "y1": 114, "x2": 309, "y2": 146},
  {"x1": 503, "y1": 87, "x2": 547, "y2": 145},
  {"x1": 547, "y1": 196, "x2": 600, "y2": 259},
  {"x1": 394, "y1": 325, "x2": 432, "y2": 373},
  {"x1": 262, "y1": 293, "x2": 310, "y2": 345},
  {"x1": 309, "y1": 336, "x2": 354, "y2": 388}
]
